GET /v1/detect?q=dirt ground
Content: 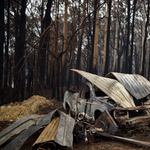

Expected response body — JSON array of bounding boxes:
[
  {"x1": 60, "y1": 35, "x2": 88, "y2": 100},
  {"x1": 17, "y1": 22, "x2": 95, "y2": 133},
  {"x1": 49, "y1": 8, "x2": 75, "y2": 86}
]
[{"x1": 0, "y1": 95, "x2": 150, "y2": 150}]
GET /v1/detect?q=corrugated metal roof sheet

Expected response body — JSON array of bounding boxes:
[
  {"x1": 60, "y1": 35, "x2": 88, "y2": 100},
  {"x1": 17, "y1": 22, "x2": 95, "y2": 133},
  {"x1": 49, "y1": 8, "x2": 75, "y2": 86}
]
[
  {"x1": 33, "y1": 111, "x2": 75, "y2": 149},
  {"x1": 55, "y1": 111, "x2": 74, "y2": 148},
  {"x1": 3, "y1": 126, "x2": 41, "y2": 150},
  {"x1": 0, "y1": 114, "x2": 44, "y2": 146},
  {"x1": 33, "y1": 117, "x2": 60, "y2": 146},
  {"x1": 71, "y1": 69, "x2": 135, "y2": 108},
  {"x1": 106, "y1": 72, "x2": 150, "y2": 100},
  {"x1": 2, "y1": 109, "x2": 59, "y2": 150}
]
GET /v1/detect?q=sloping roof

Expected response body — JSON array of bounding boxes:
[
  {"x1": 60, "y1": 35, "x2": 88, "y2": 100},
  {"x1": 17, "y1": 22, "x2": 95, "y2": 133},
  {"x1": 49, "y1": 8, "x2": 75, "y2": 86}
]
[
  {"x1": 106, "y1": 72, "x2": 150, "y2": 100},
  {"x1": 71, "y1": 69, "x2": 135, "y2": 108}
]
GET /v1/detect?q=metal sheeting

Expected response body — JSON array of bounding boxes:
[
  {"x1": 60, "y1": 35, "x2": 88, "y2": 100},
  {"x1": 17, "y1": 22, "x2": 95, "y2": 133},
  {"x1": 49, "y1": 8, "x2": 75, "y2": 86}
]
[
  {"x1": 0, "y1": 115, "x2": 44, "y2": 146},
  {"x1": 55, "y1": 111, "x2": 74, "y2": 148},
  {"x1": 71, "y1": 69, "x2": 135, "y2": 108},
  {"x1": 33, "y1": 111, "x2": 75, "y2": 149},
  {"x1": 2, "y1": 109, "x2": 59, "y2": 150},
  {"x1": 33, "y1": 117, "x2": 60, "y2": 146},
  {"x1": 63, "y1": 90, "x2": 78, "y2": 111},
  {"x1": 37, "y1": 109, "x2": 58, "y2": 127},
  {"x1": 106, "y1": 72, "x2": 150, "y2": 100},
  {"x1": 3, "y1": 126, "x2": 41, "y2": 150}
]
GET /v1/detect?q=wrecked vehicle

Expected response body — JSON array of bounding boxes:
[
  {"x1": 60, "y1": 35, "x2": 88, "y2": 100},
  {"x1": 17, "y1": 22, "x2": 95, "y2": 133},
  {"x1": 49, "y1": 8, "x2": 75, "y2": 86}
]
[{"x1": 63, "y1": 69, "x2": 150, "y2": 134}]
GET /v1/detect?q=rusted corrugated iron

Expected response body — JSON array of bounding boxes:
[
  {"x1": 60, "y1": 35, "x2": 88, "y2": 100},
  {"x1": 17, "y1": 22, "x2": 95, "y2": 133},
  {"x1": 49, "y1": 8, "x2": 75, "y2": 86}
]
[
  {"x1": 33, "y1": 111, "x2": 75, "y2": 149},
  {"x1": 106, "y1": 72, "x2": 150, "y2": 100},
  {"x1": 71, "y1": 69, "x2": 135, "y2": 108},
  {"x1": 33, "y1": 117, "x2": 60, "y2": 149}
]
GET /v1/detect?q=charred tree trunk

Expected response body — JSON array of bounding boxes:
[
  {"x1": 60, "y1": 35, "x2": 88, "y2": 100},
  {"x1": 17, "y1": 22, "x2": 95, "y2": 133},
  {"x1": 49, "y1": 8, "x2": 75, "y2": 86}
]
[
  {"x1": 140, "y1": 0, "x2": 149, "y2": 76},
  {"x1": 52, "y1": 0, "x2": 59, "y2": 100},
  {"x1": 67, "y1": 7, "x2": 76, "y2": 90},
  {"x1": 125, "y1": 0, "x2": 130, "y2": 73},
  {"x1": 103, "y1": 0, "x2": 112, "y2": 76},
  {"x1": 61, "y1": 0, "x2": 68, "y2": 100},
  {"x1": 93, "y1": 1, "x2": 100, "y2": 74},
  {"x1": 4, "y1": 0, "x2": 10, "y2": 87},
  {"x1": 67, "y1": 36, "x2": 76, "y2": 89},
  {"x1": 14, "y1": 0, "x2": 27, "y2": 101},
  {"x1": 75, "y1": 0, "x2": 86, "y2": 89},
  {"x1": 39, "y1": 0, "x2": 52, "y2": 83},
  {"x1": 148, "y1": 40, "x2": 150, "y2": 80},
  {"x1": 113, "y1": 0, "x2": 119, "y2": 72},
  {"x1": 0, "y1": 0, "x2": 4, "y2": 90},
  {"x1": 129, "y1": 0, "x2": 137, "y2": 74},
  {"x1": 89, "y1": 0, "x2": 97, "y2": 73}
]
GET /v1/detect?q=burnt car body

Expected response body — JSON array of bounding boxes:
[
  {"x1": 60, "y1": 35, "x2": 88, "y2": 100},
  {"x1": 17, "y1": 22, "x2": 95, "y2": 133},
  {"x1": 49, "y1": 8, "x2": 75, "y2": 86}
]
[
  {"x1": 63, "y1": 82, "x2": 115, "y2": 121},
  {"x1": 63, "y1": 69, "x2": 150, "y2": 132}
]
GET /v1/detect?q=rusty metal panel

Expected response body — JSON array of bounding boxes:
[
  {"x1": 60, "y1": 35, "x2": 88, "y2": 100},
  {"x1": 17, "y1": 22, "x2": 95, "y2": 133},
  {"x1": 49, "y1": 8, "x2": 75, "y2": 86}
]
[
  {"x1": 71, "y1": 69, "x2": 135, "y2": 108},
  {"x1": 95, "y1": 110, "x2": 118, "y2": 134},
  {"x1": 33, "y1": 117, "x2": 59, "y2": 147},
  {"x1": 55, "y1": 111, "x2": 75, "y2": 148},
  {"x1": 63, "y1": 90, "x2": 78, "y2": 112},
  {"x1": 106, "y1": 72, "x2": 150, "y2": 100},
  {"x1": 33, "y1": 111, "x2": 75, "y2": 149}
]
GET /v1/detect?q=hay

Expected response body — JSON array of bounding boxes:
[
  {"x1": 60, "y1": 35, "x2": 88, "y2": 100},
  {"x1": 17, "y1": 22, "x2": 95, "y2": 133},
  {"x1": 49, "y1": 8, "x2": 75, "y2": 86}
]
[{"x1": 0, "y1": 95, "x2": 55, "y2": 122}]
